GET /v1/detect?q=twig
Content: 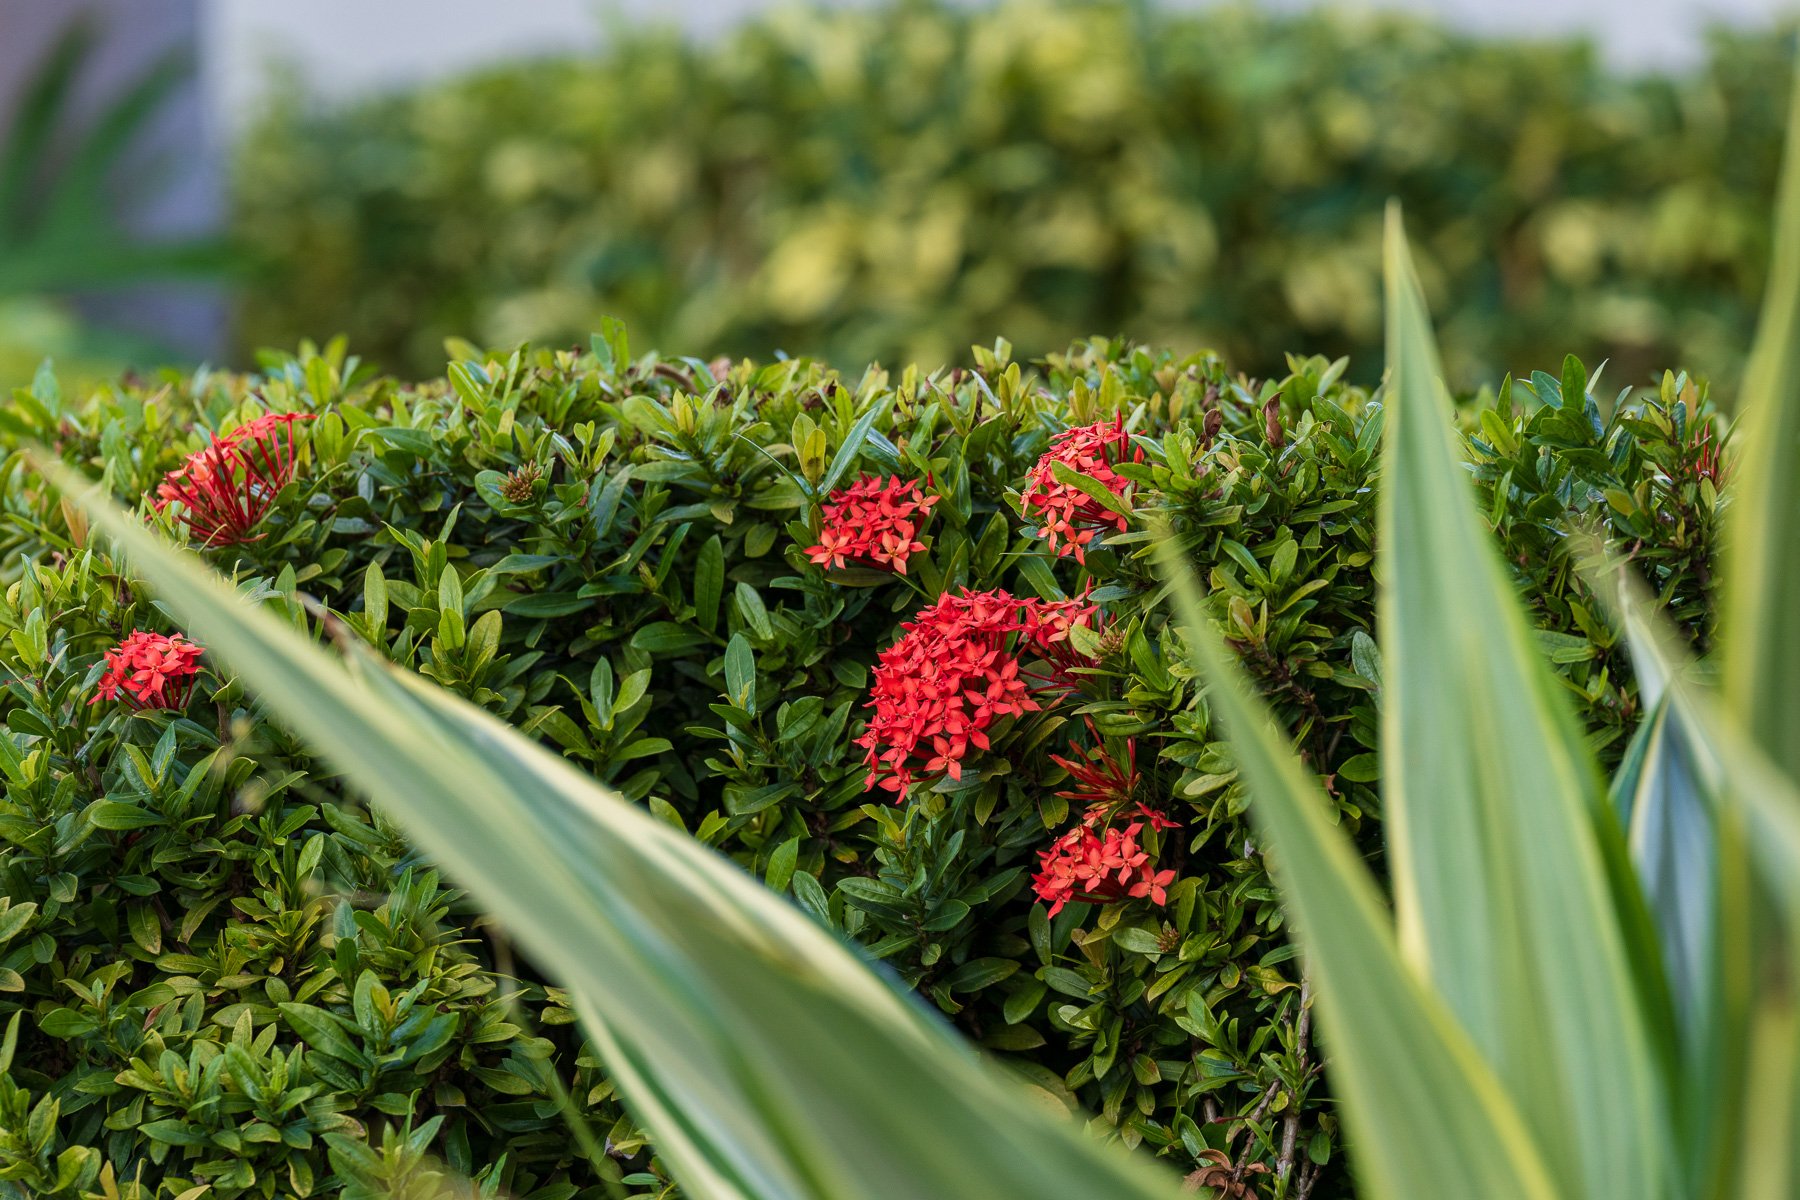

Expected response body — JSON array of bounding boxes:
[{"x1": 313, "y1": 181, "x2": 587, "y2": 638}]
[
  {"x1": 1227, "y1": 1078, "x2": 1284, "y2": 1183},
  {"x1": 1274, "y1": 978, "x2": 1315, "y2": 1193}
]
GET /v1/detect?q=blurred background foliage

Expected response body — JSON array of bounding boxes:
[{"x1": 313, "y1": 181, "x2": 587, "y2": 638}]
[{"x1": 234, "y1": 0, "x2": 1794, "y2": 388}]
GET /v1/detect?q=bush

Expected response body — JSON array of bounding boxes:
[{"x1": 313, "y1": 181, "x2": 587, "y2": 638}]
[
  {"x1": 235, "y1": 1, "x2": 1791, "y2": 388},
  {"x1": 0, "y1": 334, "x2": 1719, "y2": 1196}
]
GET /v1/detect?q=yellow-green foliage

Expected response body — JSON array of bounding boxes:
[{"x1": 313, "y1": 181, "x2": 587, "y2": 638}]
[{"x1": 236, "y1": 2, "x2": 1790, "y2": 386}]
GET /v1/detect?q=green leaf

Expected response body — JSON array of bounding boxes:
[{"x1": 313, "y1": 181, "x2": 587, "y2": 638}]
[
  {"x1": 141, "y1": 1119, "x2": 212, "y2": 1147},
  {"x1": 819, "y1": 400, "x2": 888, "y2": 497},
  {"x1": 362, "y1": 562, "x2": 388, "y2": 636},
  {"x1": 504, "y1": 592, "x2": 592, "y2": 619},
  {"x1": 1048, "y1": 460, "x2": 1132, "y2": 518},
  {"x1": 56, "y1": 463, "x2": 1185, "y2": 1200},
  {"x1": 591, "y1": 317, "x2": 630, "y2": 375},
  {"x1": 764, "y1": 836, "x2": 801, "y2": 894},
  {"x1": 734, "y1": 582, "x2": 773, "y2": 640},
  {"x1": 1722, "y1": 63, "x2": 1800, "y2": 781},
  {"x1": 631, "y1": 622, "x2": 711, "y2": 654},
  {"x1": 1379, "y1": 207, "x2": 1669, "y2": 1197},
  {"x1": 695, "y1": 535, "x2": 725, "y2": 632},
  {"x1": 1108, "y1": 927, "x2": 1166, "y2": 955},
  {"x1": 1602, "y1": 578, "x2": 1800, "y2": 1197},
  {"x1": 1609, "y1": 695, "x2": 1719, "y2": 1053},
  {"x1": 1667, "y1": 66, "x2": 1800, "y2": 1176},
  {"x1": 88, "y1": 801, "x2": 164, "y2": 831},
  {"x1": 724, "y1": 634, "x2": 756, "y2": 713},
  {"x1": 1608, "y1": 676, "x2": 1749, "y2": 1196},
  {"x1": 279, "y1": 1002, "x2": 369, "y2": 1066}
]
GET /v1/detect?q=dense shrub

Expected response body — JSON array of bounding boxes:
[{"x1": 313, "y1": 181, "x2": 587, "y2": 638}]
[
  {"x1": 235, "y1": 1, "x2": 1791, "y2": 388},
  {"x1": 0, "y1": 334, "x2": 1720, "y2": 1197}
]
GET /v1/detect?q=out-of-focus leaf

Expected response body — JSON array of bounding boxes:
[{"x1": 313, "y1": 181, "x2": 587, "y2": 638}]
[
  {"x1": 1604, "y1": 567, "x2": 1799, "y2": 1198},
  {"x1": 1723, "y1": 61, "x2": 1800, "y2": 780},
  {"x1": 1609, "y1": 697, "x2": 1719, "y2": 1040},
  {"x1": 1701, "y1": 62, "x2": 1800, "y2": 1195}
]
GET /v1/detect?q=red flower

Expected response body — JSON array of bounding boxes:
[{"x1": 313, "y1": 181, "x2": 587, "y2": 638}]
[
  {"x1": 1019, "y1": 590, "x2": 1102, "y2": 683},
  {"x1": 1030, "y1": 811, "x2": 1180, "y2": 918},
  {"x1": 856, "y1": 588, "x2": 1099, "y2": 796},
  {"x1": 155, "y1": 412, "x2": 315, "y2": 546},
  {"x1": 1019, "y1": 418, "x2": 1143, "y2": 562},
  {"x1": 804, "y1": 475, "x2": 939, "y2": 574},
  {"x1": 1050, "y1": 726, "x2": 1140, "y2": 818},
  {"x1": 90, "y1": 630, "x2": 203, "y2": 711}
]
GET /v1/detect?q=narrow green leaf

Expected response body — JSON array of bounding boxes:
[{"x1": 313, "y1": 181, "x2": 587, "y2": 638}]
[
  {"x1": 278, "y1": 1002, "x2": 368, "y2": 1066},
  {"x1": 362, "y1": 562, "x2": 388, "y2": 638},
  {"x1": 695, "y1": 535, "x2": 725, "y2": 632},
  {"x1": 1606, "y1": 597, "x2": 1753, "y2": 1198},
  {"x1": 725, "y1": 634, "x2": 756, "y2": 714},
  {"x1": 1723, "y1": 63, "x2": 1800, "y2": 780},
  {"x1": 1609, "y1": 697, "x2": 1719, "y2": 1051},
  {"x1": 819, "y1": 400, "x2": 887, "y2": 497},
  {"x1": 1380, "y1": 207, "x2": 1670, "y2": 1197}
]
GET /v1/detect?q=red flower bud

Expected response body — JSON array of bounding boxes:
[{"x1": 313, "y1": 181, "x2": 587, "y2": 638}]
[{"x1": 155, "y1": 412, "x2": 315, "y2": 546}]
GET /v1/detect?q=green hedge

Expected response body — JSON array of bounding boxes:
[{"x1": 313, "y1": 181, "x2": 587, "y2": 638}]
[
  {"x1": 236, "y1": 1, "x2": 1790, "y2": 387},
  {"x1": 0, "y1": 335, "x2": 1719, "y2": 1197}
]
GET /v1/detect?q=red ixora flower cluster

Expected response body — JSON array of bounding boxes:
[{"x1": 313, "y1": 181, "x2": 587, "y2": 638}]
[
  {"x1": 804, "y1": 475, "x2": 939, "y2": 574},
  {"x1": 90, "y1": 630, "x2": 203, "y2": 711},
  {"x1": 155, "y1": 412, "x2": 315, "y2": 546},
  {"x1": 856, "y1": 588, "x2": 1099, "y2": 795},
  {"x1": 1031, "y1": 810, "x2": 1180, "y2": 918},
  {"x1": 1019, "y1": 417, "x2": 1144, "y2": 562},
  {"x1": 1032, "y1": 732, "x2": 1179, "y2": 916}
]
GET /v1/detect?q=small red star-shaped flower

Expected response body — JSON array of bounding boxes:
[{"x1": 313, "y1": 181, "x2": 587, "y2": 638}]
[
  {"x1": 1030, "y1": 810, "x2": 1180, "y2": 917},
  {"x1": 1020, "y1": 418, "x2": 1142, "y2": 562},
  {"x1": 90, "y1": 630, "x2": 203, "y2": 711},
  {"x1": 855, "y1": 588, "x2": 1100, "y2": 797},
  {"x1": 804, "y1": 475, "x2": 939, "y2": 574}
]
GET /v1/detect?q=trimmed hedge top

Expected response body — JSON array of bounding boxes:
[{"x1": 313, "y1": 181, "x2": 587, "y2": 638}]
[
  {"x1": 0, "y1": 334, "x2": 1720, "y2": 1198},
  {"x1": 238, "y1": 1, "x2": 1790, "y2": 386}
]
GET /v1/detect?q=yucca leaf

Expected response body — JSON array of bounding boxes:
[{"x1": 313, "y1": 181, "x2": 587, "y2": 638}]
[
  {"x1": 1740, "y1": 1006, "x2": 1800, "y2": 1200},
  {"x1": 1613, "y1": 595, "x2": 1800, "y2": 923},
  {"x1": 1608, "y1": 683, "x2": 1749, "y2": 1197},
  {"x1": 1609, "y1": 697, "x2": 1720, "y2": 1046},
  {"x1": 1380, "y1": 206, "x2": 1671, "y2": 1197},
  {"x1": 1153, "y1": 532, "x2": 1558, "y2": 1200},
  {"x1": 1699, "y1": 60, "x2": 1800, "y2": 1190},
  {"x1": 1722, "y1": 63, "x2": 1800, "y2": 776},
  {"x1": 1608, "y1": 588, "x2": 1800, "y2": 1200},
  {"x1": 1705, "y1": 65, "x2": 1800, "y2": 1188},
  {"x1": 52, "y1": 463, "x2": 1184, "y2": 1200}
]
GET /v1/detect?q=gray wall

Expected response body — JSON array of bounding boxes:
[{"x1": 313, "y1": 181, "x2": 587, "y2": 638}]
[{"x1": 0, "y1": 0, "x2": 224, "y2": 358}]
